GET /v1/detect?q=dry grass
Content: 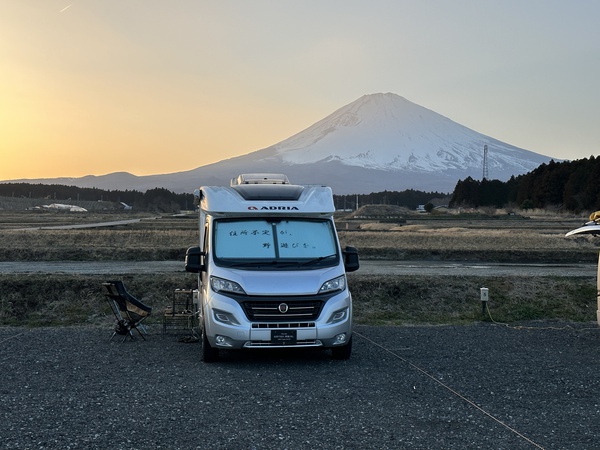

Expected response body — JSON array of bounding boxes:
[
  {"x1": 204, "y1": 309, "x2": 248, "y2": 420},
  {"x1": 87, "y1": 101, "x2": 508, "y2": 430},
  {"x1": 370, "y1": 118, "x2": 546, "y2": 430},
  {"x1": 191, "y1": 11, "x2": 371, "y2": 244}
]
[
  {"x1": 0, "y1": 213, "x2": 198, "y2": 261},
  {"x1": 338, "y1": 215, "x2": 598, "y2": 262},
  {"x1": 0, "y1": 273, "x2": 596, "y2": 327},
  {"x1": 339, "y1": 227, "x2": 598, "y2": 258},
  {"x1": 0, "y1": 273, "x2": 192, "y2": 327},
  {"x1": 341, "y1": 228, "x2": 572, "y2": 251},
  {"x1": 1, "y1": 210, "x2": 596, "y2": 262},
  {"x1": 1, "y1": 209, "x2": 599, "y2": 326},
  {"x1": 348, "y1": 274, "x2": 597, "y2": 325}
]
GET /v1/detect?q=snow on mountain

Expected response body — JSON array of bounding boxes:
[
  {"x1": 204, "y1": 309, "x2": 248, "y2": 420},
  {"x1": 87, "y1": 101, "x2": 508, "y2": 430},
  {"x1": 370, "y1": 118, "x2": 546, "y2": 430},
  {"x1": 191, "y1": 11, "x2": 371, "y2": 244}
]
[
  {"x1": 1, "y1": 93, "x2": 556, "y2": 195},
  {"x1": 270, "y1": 93, "x2": 549, "y2": 175}
]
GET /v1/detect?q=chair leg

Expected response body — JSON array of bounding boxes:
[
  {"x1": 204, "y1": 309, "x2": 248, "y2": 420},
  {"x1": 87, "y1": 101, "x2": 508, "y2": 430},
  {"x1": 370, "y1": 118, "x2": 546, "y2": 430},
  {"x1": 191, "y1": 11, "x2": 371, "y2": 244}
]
[
  {"x1": 132, "y1": 326, "x2": 146, "y2": 340},
  {"x1": 119, "y1": 322, "x2": 135, "y2": 342}
]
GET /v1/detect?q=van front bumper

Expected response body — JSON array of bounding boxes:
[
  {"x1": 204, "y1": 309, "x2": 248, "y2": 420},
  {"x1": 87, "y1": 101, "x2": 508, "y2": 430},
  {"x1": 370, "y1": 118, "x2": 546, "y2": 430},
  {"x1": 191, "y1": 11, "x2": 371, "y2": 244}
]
[{"x1": 204, "y1": 291, "x2": 352, "y2": 350}]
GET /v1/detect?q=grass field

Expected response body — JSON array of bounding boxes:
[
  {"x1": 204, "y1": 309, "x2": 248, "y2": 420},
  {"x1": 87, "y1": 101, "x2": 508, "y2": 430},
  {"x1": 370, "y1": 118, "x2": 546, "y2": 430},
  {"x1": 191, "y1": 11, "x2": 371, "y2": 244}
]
[{"x1": 0, "y1": 209, "x2": 598, "y2": 326}]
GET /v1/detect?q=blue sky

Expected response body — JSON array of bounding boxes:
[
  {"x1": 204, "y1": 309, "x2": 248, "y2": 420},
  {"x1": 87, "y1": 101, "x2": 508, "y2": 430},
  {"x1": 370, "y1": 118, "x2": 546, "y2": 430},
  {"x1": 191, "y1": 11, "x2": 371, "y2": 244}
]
[{"x1": 1, "y1": 0, "x2": 599, "y2": 179}]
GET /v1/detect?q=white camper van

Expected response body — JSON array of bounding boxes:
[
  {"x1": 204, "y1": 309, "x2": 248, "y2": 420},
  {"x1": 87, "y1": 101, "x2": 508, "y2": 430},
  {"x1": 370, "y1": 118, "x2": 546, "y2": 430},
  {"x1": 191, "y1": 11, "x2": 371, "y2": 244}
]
[{"x1": 185, "y1": 174, "x2": 359, "y2": 362}]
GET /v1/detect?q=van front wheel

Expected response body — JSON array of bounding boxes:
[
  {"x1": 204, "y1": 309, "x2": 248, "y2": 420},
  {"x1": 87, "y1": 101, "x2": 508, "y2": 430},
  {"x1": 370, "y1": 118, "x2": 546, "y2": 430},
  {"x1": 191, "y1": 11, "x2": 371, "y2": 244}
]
[
  {"x1": 201, "y1": 322, "x2": 219, "y2": 363},
  {"x1": 331, "y1": 337, "x2": 352, "y2": 360}
]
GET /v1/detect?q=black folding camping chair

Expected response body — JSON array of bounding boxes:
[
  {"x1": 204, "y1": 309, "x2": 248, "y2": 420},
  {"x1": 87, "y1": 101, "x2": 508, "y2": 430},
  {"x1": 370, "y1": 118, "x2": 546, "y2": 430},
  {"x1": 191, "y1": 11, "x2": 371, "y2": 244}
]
[{"x1": 102, "y1": 281, "x2": 152, "y2": 342}]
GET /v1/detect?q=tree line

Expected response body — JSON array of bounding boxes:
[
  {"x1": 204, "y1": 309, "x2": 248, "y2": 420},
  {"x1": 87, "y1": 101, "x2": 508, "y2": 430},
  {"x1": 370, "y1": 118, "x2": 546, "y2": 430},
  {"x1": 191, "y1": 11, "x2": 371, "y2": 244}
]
[
  {"x1": 1, "y1": 181, "x2": 448, "y2": 213},
  {"x1": 0, "y1": 183, "x2": 194, "y2": 213},
  {"x1": 3, "y1": 157, "x2": 597, "y2": 213},
  {"x1": 334, "y1": 189, "x2": 448, "y2": 210},
  {"x1": 450, "y1": 157, "x2": 600, "y2": 212}
]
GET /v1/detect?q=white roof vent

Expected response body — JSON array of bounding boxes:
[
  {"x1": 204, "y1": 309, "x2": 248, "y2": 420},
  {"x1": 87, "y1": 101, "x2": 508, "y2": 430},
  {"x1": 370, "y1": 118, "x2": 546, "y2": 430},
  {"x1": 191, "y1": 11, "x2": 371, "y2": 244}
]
[{"x1": 231, "y1": 173, "x2": 290, "y2": 186}]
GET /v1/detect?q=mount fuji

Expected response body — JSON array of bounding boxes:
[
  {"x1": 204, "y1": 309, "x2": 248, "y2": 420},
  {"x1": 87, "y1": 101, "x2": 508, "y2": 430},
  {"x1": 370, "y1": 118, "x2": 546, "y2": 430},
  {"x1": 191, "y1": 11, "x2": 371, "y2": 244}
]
[{"x1": 4, "y1": 93, "x2": 555, "y2": 194}]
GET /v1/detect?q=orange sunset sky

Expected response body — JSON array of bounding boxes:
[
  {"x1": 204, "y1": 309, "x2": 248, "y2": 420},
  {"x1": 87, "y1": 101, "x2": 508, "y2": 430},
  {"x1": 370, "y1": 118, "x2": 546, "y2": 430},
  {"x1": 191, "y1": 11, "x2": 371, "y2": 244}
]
[{"x1": 1, "y1": 1, "x2": 599, "y2": 181}]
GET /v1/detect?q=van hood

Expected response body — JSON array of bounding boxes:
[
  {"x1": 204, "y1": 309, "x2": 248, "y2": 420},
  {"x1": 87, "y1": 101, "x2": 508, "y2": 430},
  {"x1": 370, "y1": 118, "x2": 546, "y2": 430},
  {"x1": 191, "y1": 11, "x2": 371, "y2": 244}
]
[{"x1": 229, "y1": 267, "x2": 342, "y2": 296}]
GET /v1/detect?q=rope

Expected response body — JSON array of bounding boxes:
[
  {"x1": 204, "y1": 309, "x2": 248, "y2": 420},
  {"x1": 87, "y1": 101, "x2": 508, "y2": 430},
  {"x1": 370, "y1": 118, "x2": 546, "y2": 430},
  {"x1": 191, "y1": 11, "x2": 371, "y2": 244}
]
[
  {"x1": 0, "y1": 332, "x2": 26, "y2": 345},
  {"x1": 484, "y1": 302, "x2": 600, "y2": 332},
  {"x1": 354, "y1": 329, "x2": 546, "y2": 450}
]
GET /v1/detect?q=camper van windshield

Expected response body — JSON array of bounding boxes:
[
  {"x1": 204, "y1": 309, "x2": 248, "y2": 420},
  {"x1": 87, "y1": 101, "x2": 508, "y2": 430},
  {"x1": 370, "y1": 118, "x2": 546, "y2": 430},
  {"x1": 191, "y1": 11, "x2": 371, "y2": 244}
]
[{"x1": 213, "y1": 218, "x2": 338, "y2": 267}]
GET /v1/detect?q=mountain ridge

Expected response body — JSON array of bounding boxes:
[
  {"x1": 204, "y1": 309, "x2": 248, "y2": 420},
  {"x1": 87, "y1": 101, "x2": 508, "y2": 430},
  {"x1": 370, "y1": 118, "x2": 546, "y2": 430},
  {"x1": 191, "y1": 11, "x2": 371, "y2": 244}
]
[{"x1": 1, "y1": 93, "x2": 556, "y2": 194}]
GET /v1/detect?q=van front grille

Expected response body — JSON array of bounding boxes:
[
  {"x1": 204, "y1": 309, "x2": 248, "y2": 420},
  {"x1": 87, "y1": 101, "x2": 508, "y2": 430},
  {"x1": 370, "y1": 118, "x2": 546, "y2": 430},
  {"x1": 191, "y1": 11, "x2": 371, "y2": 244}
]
[
  {"x1": 252, "y1": 322, "x2": 316, "y2": 329},
  {"x1": 242, "y1": 300, "x2": 323, "y2": 322}
]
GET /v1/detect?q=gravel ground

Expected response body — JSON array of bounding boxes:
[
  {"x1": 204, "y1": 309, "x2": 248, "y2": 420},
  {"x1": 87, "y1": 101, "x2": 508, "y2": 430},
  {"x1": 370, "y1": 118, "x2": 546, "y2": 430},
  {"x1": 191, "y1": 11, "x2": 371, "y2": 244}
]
[{"x1": 2, "y1": 322, "x2": 600, "y2": 450}]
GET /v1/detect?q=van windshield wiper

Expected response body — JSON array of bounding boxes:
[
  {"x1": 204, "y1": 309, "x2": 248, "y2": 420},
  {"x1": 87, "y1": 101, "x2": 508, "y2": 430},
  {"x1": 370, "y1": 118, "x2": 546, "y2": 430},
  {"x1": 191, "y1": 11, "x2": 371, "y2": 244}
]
[
  {"x1": 220, "y1": 255, "x2": 337, "y2": 269},
  {"x1": 301, "y1": 254, "x2": 337, "y2": 267},
  {"x1": 219, "y1": 261, "x2": 267, "y2": 268},
  {"x1": 221, "y1": 260, "x2": 297, "y2": 269}
]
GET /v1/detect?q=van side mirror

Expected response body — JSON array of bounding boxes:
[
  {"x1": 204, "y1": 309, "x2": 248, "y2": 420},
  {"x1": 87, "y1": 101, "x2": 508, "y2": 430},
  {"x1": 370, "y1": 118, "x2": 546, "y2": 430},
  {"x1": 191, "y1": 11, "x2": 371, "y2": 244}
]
[
  {"x1": 185, "y1": 246, "x2": 205, "y2": 273},
  {"x1": 343, "y1": 246, "x2": 359, "y2": 272}
]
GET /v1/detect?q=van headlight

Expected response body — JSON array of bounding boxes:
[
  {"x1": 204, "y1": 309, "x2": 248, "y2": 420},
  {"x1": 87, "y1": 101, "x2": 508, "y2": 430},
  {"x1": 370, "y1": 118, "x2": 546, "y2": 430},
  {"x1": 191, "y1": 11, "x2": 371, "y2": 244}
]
[
  {"x1": 319, "y1": 275, "x2": 346, "y2": 294},
  {"x1": 210, "y1": 276, "x2": 246, "y2": 295}
]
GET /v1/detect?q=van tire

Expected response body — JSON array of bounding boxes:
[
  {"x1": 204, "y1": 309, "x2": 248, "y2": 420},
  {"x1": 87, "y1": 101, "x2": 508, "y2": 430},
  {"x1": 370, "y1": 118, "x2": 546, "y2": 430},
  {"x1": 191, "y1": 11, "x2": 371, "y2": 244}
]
[
  {"x1": 331, "y1": 337, "x2": 352, "y2": 360},
  {"x1": 201, "y1": 322, "x2": 219, "y2": 363}
]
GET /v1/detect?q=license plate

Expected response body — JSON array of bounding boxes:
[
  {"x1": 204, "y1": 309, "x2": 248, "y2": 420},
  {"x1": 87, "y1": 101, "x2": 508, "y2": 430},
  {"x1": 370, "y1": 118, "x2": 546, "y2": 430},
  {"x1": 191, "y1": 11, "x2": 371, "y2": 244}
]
[{"x1": 271, "y1": 329, "x2": 297, "y2": 345}]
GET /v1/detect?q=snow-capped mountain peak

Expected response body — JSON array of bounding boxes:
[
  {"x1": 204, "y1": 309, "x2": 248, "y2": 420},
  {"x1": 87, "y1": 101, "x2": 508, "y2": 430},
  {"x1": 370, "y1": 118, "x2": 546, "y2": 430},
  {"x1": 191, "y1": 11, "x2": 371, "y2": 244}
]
[{"x1": 268, "y1": 93, "x2": 548, "y2": 178}]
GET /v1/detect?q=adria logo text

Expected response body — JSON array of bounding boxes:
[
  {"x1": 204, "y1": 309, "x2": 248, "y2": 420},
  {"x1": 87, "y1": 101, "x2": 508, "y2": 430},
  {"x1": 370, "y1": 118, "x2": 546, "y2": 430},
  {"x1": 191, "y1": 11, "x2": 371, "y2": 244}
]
[{"x1": 248, "y1": 206, "x2": 300, "y2": 211}]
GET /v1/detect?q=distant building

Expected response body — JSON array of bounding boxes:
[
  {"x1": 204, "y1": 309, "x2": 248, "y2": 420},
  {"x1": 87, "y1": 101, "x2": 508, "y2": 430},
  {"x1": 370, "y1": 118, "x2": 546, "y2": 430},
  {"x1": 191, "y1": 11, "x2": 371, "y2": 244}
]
[{"x1": 44, "y1": 203, "x2": 87, "y2": 212}]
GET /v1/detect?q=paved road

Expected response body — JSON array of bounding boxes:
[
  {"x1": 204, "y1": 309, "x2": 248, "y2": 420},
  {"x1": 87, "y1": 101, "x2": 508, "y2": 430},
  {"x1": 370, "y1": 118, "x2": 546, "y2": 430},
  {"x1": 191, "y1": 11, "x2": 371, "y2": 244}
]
[
  {"x1": 357, "y1": 260, "x2": 598, "y2": 277},
  {"x1": 0, "y1": 260, "x2": 596, "y2": 277},
  {"x1": 0, "y1": 260, "x2": 184, "y2": 274}
]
